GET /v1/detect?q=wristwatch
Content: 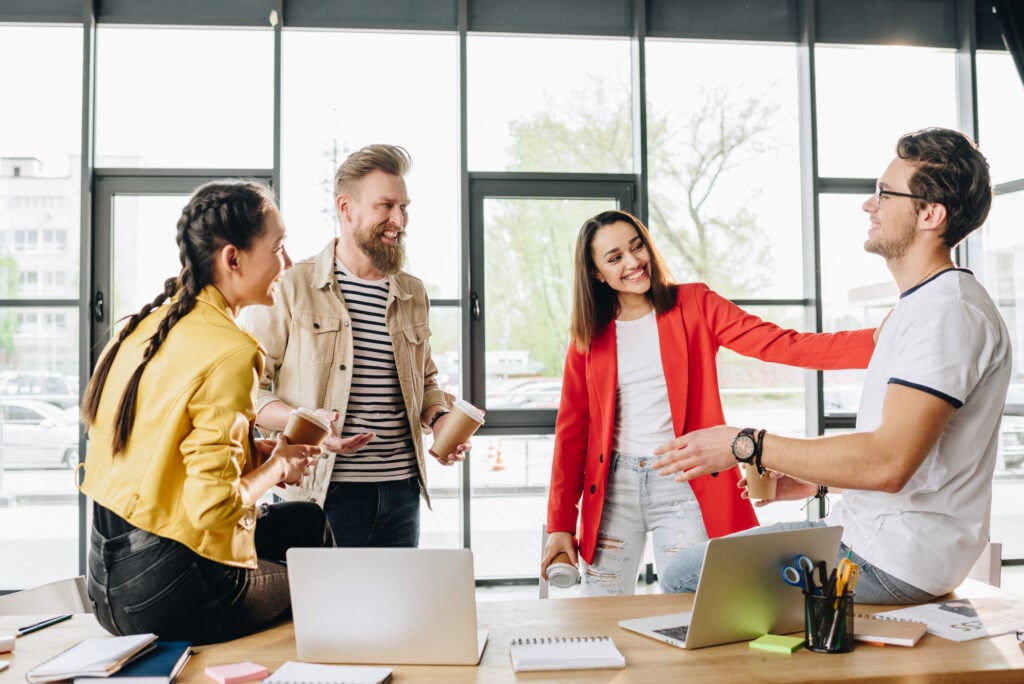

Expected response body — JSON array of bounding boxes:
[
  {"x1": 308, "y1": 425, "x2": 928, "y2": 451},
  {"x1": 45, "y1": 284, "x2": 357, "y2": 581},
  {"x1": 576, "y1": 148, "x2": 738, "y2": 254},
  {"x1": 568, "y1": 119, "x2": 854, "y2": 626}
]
[{"x1": 731, "y1": 427, "x2": 758, "y2": 464}]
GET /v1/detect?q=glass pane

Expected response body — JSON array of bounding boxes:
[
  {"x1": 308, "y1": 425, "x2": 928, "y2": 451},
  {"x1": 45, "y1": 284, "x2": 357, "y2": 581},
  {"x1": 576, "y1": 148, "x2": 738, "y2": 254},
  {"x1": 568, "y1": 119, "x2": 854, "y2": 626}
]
[
  {"x1": 819, "y1": 193, "x2": 896, "y2": 414},
  {"x1": 96, "y1": 27, "x2": 273, "y2": 168},
  {"x1": 468, "y1": 35, "x2": 633, "y2": 173},
  {"x1": 0, "y1": 306, "x2": 80, "y2": 588},
  {"x1": 978, "y1": 190, "x2": 1024, "y2": 559},
  {"x1": 815, "y1": 46, "x2": 957, "y2": 179},
  {"x1": 483, "y1": 197, "x2": 616, "y2": 410},
  {"x1": 977, "y1": 52, "x2": 1024, "y2": 185},
  {"x1": 111, "y1": 195, "x2": 190, "y2": 324},
  {"x1": 646, "y1": 40, "x2": 803, "y2": 298},
  {"x1": 467, "y1": 433, "x2": 553, "y2": 579},
  {"x1": 0, "y1": 25, "x2": 82, "y2": 299},
  {"x1": 419, "y1": 305, "x2": 463, "y2": 549},
  {"x1": 281, "y1": 31, "x2": 460, "y2": 297}
]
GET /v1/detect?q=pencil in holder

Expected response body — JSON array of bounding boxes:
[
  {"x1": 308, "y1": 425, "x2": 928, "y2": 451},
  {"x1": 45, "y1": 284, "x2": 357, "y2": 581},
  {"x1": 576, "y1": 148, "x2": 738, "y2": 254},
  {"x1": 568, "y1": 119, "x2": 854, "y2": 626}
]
[{"x1": 804, "y1": 591, "x2": 855, "y2": 653}]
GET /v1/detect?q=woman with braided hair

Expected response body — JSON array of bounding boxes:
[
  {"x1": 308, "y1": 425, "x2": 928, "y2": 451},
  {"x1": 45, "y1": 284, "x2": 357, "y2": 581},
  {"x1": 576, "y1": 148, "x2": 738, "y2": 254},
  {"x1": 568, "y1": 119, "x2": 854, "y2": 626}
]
[{"x1": 79, "y1": 180, "x2": 334, "y2": 644}]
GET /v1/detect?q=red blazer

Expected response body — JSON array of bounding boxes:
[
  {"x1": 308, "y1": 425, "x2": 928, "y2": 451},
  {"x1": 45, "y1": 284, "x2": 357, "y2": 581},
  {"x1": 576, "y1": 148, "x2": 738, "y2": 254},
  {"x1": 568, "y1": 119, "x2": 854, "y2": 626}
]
[{"x1": 547, "y1": 283, "x2": 876, "y2": 565}]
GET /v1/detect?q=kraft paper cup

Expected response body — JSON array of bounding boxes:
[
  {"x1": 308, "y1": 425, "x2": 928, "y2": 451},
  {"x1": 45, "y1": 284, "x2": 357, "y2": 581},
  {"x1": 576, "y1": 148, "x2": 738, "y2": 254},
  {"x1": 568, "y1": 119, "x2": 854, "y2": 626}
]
[
  {"x1": 744, "y1": 463, "x2": 777, "y2": 500},
  {"x1": 283, "y1": 407, "x2": 331, "y2": 446},
  {"x1": 547, "y1": 551, "x2": 580, "y2": 588},
  {"x1": 428, "y1": 399, "x2": 485, "y2": 458}
]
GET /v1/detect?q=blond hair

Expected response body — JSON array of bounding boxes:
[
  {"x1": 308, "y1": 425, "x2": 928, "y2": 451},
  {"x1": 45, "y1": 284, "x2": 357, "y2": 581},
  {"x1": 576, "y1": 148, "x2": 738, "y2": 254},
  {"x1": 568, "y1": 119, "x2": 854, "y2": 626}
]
[{"x1": 333, "y1": 144, "x2": 412, "y2": 199}]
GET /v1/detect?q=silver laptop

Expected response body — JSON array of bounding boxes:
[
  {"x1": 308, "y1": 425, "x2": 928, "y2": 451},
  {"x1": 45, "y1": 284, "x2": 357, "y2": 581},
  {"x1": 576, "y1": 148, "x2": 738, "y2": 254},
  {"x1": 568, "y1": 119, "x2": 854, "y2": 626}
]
[
  {"x1": 619, "y1": 525, "x2": 843, "y2": 649},
  {"x1": 286, "y1": 547, "x2": 489, "y2": 665}
]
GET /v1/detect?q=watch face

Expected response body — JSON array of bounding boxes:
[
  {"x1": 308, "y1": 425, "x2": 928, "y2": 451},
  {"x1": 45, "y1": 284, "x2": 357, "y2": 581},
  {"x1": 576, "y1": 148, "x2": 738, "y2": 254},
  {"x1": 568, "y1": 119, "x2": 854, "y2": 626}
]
[{"x1": 732, "y1": 432, "x2": 756, "y2": 462}]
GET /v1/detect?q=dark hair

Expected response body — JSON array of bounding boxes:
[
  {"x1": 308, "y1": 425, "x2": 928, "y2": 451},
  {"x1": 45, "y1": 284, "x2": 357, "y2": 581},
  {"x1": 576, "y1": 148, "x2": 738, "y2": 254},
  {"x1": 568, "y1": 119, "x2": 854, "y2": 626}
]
[
  {"x1": 569, "y1": 210, "x2": 676, "y2": 350},
  {"x1": 81, "y1": 180, "x2": 276, "y2": 454},
  {"x1": 896, "y1": 128, "x2": 992, "y2": 247},
  {"x1": 333, "y1": 144, "x2": 412, "y2": 199}
]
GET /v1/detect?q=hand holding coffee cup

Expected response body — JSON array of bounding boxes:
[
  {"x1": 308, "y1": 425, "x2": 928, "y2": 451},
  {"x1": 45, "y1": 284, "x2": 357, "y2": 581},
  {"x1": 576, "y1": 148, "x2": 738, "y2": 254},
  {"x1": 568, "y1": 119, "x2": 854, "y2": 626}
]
[
  {"x1": 283, "y1": 407, "x2": 332, "y2": 447},
  {"x1": 743, "y1": 462, "x2": 777, "y2": 500},
  {"x1": 429, "y1": 399, "x2": 485, "y2": 465},
  {"x1": 546, "y1": 551, "x2": 581, "y2": 588}
]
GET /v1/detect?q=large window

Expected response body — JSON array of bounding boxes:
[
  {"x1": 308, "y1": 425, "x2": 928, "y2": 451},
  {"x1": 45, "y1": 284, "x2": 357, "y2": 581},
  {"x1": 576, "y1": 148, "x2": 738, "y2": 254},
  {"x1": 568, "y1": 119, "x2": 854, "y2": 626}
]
[
  {"x1": 0, "y1": 24, "x2": 82, "y2": 589},
  {"x1": 3, "y1": 1, "x2": 1022, "y2": 591}
]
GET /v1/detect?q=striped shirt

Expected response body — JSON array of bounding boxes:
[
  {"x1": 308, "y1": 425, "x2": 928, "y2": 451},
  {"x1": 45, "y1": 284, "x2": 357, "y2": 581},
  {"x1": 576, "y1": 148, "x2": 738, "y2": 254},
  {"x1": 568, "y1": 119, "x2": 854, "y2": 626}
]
[{"x1": 331, "y1": 265, "x2": 417, "y2": 482}]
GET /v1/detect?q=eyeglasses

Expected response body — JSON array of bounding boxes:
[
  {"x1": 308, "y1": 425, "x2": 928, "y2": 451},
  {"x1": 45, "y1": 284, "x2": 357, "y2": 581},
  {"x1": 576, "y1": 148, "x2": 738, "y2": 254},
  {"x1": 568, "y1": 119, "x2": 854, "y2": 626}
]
[{"x1": 875, "y1": 183, "x2": 930, "y2": 205}]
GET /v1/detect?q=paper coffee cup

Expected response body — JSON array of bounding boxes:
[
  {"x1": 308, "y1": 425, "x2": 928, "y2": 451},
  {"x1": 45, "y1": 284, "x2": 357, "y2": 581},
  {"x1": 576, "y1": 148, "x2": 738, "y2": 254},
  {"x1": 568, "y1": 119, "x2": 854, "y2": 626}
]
[
  {"x1": 744, "y1": 463, "x2": 777, "y2": 500},
  {"x1": 428, "y1": 399, "x2": 484, "y2": 458},
  {"x1": 547, "y1": 551, "x2": 580, "y2": 588},
  {"x1": 283, "y1": 407, "x2": 331, "y2": 446}
]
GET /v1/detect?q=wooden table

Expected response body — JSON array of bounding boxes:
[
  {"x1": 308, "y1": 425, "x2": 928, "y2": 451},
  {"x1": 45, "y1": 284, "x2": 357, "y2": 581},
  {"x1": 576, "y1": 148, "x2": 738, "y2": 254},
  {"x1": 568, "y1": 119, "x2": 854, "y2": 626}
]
[{"x1": 3, "y1": 594, "x2": 1023, "y2": 683}]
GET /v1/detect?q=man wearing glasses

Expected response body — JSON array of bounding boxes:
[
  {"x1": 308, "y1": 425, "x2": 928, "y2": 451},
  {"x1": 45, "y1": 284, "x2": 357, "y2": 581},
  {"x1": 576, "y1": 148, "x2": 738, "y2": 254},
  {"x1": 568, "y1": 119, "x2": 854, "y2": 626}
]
[{"x1": 655, "y1": 128, "x2": 1011, "y2": 604}]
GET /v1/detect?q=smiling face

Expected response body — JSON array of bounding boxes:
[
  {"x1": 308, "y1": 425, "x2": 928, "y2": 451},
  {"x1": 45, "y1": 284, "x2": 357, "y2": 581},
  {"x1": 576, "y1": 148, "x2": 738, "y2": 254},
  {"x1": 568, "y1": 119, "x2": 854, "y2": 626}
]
[
  {"x1": 236, "y1": 205, "x2": 292, "y2": 308},
  {"x1": 862, "y1": 157, "x2": 921, "y2": 260},
  {"x1": 590, "y1": 220, "x2": 652, "y2": 296},
  {"x1": 340, "y1": 169, "x2": 410, "y2": 276}
]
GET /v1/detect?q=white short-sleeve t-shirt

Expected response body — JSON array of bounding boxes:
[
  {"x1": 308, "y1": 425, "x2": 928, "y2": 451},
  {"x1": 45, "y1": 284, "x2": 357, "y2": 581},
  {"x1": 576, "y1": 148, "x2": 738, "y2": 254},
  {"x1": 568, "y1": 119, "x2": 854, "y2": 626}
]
[{"x1": 829, "y1": 269, "x2": 1011, "y2": 595}]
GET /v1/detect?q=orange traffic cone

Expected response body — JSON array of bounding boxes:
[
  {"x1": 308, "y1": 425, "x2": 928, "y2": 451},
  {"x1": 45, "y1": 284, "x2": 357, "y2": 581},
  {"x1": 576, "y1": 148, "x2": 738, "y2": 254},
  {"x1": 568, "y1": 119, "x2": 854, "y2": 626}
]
[{"x1": 491, "y1": 444, "x2": 506, "y2": 471}]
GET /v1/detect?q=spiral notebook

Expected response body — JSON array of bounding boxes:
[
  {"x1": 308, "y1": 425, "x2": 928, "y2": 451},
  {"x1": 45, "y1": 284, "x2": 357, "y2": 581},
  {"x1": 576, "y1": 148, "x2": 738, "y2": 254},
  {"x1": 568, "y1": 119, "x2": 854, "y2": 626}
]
[
  {"x1": 264, "y1": 662, "x2": 391, "y2": 684},
  {"x1": 853, "y1": 613, "x2": 928, "y2": 647},
  {"x1": 508, "y1": 636, "x2": 625, "y2": 672}
]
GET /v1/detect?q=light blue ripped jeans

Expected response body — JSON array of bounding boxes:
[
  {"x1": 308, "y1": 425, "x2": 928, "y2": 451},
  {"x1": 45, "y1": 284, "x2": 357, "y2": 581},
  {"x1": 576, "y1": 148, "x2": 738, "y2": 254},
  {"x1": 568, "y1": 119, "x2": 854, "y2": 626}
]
[{"x1": 582, "y1": 451, "x2": 708, "y2": 596}]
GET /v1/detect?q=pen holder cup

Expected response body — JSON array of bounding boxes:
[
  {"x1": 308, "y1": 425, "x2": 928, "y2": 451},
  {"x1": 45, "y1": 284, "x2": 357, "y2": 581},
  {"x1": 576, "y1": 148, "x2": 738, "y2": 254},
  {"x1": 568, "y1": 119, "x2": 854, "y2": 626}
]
[{"x1": 804, "y1": 591, "x2": 855, "y2": 654}]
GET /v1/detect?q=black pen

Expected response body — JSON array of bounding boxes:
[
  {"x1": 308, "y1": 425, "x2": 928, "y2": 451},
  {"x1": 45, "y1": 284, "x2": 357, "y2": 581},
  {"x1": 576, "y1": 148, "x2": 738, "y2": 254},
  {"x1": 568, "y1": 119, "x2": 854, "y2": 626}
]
[{"x1": 17, "y1": 614, "x2": 72, "y2": 636}]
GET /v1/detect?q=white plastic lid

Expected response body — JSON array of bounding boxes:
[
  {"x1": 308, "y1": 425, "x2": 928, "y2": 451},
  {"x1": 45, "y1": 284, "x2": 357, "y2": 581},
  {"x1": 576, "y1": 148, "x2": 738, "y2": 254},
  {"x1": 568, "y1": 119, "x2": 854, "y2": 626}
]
[{"x1": 452, "y1": 398, "x2": 485, "y2": 424}]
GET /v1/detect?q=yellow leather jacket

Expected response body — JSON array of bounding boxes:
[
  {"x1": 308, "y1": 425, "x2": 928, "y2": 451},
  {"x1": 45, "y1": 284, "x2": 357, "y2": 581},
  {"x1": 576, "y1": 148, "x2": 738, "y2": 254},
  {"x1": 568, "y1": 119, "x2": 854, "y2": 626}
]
[
  {"x1": 241, "y1": 239, "x2": 449, "y2": 507},
  {"x1": 80, "y1": 286, "x2": 263, "y2": 569}
]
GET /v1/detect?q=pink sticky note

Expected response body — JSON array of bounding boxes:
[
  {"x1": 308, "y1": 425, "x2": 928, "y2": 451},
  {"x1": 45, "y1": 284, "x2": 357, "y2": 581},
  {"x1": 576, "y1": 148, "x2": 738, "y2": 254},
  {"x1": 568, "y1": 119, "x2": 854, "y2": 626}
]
[{"x1": 204, "y1": 661, "x2": 269, "y2": 684}]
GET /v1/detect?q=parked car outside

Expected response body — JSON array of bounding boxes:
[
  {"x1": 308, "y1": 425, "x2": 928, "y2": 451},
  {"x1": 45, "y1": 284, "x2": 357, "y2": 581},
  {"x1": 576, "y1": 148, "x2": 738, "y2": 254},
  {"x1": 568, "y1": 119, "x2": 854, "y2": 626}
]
[
  {"x1": 0, "y1": 370, "x2": 79, "y2": 409},
  {"x1": 0, "y1": 398, "x2": 80, "y2": 469}
]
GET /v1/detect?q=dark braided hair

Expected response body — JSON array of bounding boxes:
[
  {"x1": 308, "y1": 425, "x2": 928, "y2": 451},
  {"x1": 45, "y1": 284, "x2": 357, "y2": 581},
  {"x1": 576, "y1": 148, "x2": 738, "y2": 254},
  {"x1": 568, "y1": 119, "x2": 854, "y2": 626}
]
[{"x1": 82, "y1": 180, "x2": 276, "y2": 454}]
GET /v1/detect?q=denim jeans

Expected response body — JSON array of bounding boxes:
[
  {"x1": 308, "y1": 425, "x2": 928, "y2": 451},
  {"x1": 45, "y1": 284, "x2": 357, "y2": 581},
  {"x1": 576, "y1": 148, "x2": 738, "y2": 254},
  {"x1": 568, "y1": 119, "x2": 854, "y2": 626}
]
[
  {"x1": 582, "y1": 452, "x2": 708, "y2": 596},
  {"x1": 88, "y1": 501, "x2": 333, "y2": 644},
  {"x1": 323, "y1": 477, "x2": 421, "y2": 547},
  {"x1": 659, "y1": 519, "x2": 943, "y2": 604}
]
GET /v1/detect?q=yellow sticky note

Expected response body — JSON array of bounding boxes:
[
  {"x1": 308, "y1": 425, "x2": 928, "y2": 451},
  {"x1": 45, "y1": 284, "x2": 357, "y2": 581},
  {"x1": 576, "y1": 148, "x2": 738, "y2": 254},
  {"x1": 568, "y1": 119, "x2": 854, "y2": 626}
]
[{"x1": 749, "y1": 634, "x2": 805, "y2": 654}]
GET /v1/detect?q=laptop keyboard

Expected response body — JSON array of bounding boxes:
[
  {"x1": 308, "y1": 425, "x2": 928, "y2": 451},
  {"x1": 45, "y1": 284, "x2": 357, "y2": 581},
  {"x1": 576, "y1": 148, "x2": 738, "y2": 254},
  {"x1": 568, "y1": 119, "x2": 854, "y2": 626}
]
[{"x1": 654, "y1": 625, "x2": 689, "y2": 642}]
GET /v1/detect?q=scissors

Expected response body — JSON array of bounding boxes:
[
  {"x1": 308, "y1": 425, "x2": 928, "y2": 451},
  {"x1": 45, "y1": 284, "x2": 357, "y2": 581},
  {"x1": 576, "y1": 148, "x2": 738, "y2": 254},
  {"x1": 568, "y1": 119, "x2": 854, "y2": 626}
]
[
  {"x1": 780, "y1": 554, "x2": 820, "y2": 595},
  {"x1": 834, "y1": 558, "x2": 859, "y2": 604}
]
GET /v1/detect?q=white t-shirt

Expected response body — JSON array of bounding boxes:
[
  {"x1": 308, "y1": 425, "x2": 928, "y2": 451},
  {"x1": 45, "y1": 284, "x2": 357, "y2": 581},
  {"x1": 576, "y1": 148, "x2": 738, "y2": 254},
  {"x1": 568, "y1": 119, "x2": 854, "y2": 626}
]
[
  {"x1": 613, "y1": 311, "x2": 676, "y2": 456},
  {"x1": 829, "y1": 269, "x2": 1011, "y2": 595}
]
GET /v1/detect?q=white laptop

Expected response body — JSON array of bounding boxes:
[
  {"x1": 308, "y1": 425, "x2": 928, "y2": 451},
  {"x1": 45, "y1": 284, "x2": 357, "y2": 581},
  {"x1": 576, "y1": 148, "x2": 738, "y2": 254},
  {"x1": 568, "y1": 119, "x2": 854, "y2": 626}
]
[
  {"x1": 286, "y1": 547, "x2": 489, "y2": 665},
  {"x1": 619, "y1": 525, "x2": 843, "y2": 649}
]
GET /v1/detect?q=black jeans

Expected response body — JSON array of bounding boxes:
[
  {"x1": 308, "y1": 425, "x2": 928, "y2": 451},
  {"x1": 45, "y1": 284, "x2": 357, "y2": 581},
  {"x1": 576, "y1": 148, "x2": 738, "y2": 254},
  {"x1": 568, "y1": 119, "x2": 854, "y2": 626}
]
[
  {"x1": 88, "y1": 501, "x2": 333, "y2": 644},
  {"x1": 323, "y1": 477, "x2": 421, "y2": 547}
]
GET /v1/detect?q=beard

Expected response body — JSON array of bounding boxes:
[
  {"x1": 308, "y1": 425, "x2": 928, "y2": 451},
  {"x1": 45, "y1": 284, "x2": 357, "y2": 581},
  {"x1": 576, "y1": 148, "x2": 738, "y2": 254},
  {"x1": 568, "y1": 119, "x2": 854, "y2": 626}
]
[
  {"x1": 864, "y1": 222, "x2": 915, "y2": 260},
  {"x1": 355, "y1": 221, "x2": 406, "y2": 275}
]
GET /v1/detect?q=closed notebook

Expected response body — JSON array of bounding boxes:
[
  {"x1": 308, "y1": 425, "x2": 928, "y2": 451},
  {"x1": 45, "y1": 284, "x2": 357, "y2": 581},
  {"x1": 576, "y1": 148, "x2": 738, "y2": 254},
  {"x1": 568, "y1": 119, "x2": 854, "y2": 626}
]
[
  {"x1": 854, "y1": 613, "x2": 928, "y2": 647},
  {"x1": 27, "y1": 633, "x2": 158, "y2": 684},
  {"x1": 74, "y1": 641, "x2": 191, "y2": 684},
  {"x1": 264, "y1": 661, "x2": 392, "y2": 684},
  {"x1": 508, "y1": 636, "x2": 625, "y2": 672}
]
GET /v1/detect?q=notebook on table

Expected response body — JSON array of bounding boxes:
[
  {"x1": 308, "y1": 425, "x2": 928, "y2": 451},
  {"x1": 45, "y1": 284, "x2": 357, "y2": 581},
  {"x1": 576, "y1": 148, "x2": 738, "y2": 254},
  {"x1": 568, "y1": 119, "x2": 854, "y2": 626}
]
[
  {"x1": 286, "y1": 547, "x2": 488, "y2": 665},
  {"x1": 619, "y1": 525, "x2": 844, "y2": 650},
  {"x1": 507, "y1": 636, "x2": 624, "y2": 672}
]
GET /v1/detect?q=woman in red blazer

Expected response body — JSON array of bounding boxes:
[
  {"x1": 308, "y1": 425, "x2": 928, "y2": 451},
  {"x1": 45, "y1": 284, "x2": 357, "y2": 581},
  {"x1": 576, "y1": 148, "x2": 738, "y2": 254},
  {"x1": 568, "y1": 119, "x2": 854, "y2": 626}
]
[{"x1": 541, "y1": 210, "x2": 876, "y2": 595}]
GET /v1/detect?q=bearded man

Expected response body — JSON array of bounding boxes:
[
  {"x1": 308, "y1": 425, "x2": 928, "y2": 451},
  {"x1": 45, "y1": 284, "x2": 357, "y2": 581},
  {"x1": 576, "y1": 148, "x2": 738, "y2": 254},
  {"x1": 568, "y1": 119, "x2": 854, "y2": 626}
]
[{"x1": 244, "y1": 144, "x2": 466, "y2": 547}]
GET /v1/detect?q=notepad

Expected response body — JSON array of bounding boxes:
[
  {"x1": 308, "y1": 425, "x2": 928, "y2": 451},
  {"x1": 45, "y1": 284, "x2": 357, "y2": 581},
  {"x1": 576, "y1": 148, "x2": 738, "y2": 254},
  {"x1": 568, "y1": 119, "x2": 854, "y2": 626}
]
[
  {"x1": 854, "y1": 613, "x2": 928, "y2": 647},
  {"x1": 74, "y1": 641, "x2": 191, "y2": 684},
  {"x1": 27, "y1": 634, "x2": 158, "y2": 684},
  {"x1": 749, "y1": 634, "x2": 805, "y2": 653},
  {"x1": 264, "y1": 661, "x2": 392, "y2": 684},
  {"x1": 507, "y1": 636, "x2": 625, "y2": 672}
]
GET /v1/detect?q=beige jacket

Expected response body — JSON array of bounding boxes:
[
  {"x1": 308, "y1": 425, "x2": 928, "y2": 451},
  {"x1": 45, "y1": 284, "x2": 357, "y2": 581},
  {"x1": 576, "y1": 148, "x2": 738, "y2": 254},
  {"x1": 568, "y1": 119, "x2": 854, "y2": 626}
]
[
  {"x1": 241, "y1": 239, "x2": 448, "y2": 507},
  {"x1": 81, "y1": 286, "x2": 263, "y2": 568}
]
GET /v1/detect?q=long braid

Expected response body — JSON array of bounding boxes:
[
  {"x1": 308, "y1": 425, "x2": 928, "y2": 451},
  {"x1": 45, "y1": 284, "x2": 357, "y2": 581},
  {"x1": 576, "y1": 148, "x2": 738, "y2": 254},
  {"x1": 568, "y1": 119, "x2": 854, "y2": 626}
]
[{"x1": 82, "y1": 180, "x2": 275, "y2": 454}]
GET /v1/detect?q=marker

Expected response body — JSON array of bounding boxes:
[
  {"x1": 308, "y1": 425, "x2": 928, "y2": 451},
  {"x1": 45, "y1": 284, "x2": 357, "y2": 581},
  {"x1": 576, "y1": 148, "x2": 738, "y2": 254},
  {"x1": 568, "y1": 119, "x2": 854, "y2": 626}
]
[{"x1": 17, "y1": 614, "x2": 72, "y2": 636}]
